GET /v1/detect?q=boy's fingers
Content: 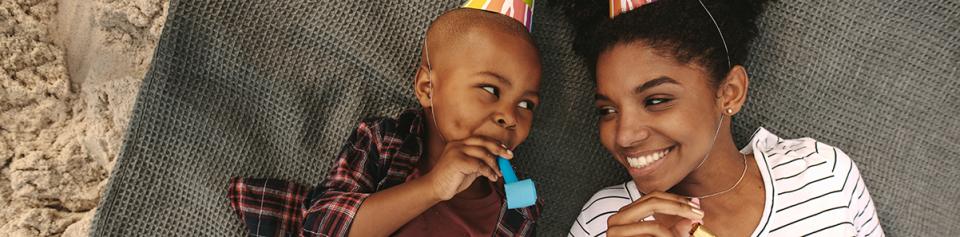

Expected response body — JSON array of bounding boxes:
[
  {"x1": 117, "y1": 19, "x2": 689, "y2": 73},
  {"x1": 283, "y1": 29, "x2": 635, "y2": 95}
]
[
  {"x1": 466, "y1": 158, "x2": 498, "y2": 182},
  {"x1": 462, "y1": 136, "x2": 512, "y2": 159},
  {"x1": 460, "y1": 146, "x2": 502, "y2": 177}
]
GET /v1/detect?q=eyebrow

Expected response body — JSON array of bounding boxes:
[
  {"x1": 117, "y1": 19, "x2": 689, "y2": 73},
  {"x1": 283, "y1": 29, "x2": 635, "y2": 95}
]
[
  {"x1": 595, "y1": 94, "x2": 609, "y2": 101},
  {"x1": 595, "y1": 76, "x2": 679, "y2": 101},
  {"x1": 525, "y1": 91, "x2": 540, "y2": 100},
  {"x1": 634, "y1": 76, "x2": 679, "y2": 95},
  {"x1": 477, "y1": 71, "x2": 540, "y2": 99},
  {"x1": 477, "y1": 71, "x2": 512, "y2": 87}
]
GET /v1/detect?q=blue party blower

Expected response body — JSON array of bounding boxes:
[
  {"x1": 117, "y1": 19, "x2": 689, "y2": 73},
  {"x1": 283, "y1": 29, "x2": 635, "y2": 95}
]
[{"x1": 497, "y1": 156, "x2": 537, "y2": 209}]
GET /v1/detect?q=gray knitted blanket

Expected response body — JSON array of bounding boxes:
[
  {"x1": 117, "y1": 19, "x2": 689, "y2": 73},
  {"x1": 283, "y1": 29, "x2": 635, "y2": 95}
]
[{"x1": 91, "y1": 0, "x2": 959, "y2": 236}]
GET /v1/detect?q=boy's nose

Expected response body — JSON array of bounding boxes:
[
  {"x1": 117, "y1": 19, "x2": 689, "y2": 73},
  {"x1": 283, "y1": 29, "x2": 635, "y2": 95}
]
[{"x1": 494, "y1": 113, "x2": 517, "y2": 130}]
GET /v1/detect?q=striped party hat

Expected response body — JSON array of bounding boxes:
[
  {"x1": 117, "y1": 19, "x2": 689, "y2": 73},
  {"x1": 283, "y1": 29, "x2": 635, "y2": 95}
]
[
  {"x1": 462, "y1": 0, "x2": 535, "y2": 31},
  {"x1": 609, "y1": 0, "x2": 657, "y2": 18}
]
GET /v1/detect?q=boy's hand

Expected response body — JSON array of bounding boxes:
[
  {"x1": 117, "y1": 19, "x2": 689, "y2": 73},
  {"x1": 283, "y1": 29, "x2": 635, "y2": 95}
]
[{"x1": 423, "y1": 136, "x2": 513, "y2": 201}]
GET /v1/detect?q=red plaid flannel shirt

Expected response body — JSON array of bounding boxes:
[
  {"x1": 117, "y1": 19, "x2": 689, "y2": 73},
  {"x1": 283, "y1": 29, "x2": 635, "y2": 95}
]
[{"x1": 228, "y1": 108, "x2": 542, "y2": 237}]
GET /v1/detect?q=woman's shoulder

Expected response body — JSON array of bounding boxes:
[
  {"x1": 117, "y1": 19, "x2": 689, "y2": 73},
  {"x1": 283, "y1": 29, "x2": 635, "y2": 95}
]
[
  {"x1": 750, "y1": 128, "x2": 859, "y2": 179},
  {"x1": 749, "y1": 128, "x2": 882, "y2": 235},
  {"x1": 750, "y1": 128, "x2": 865, "y2": 198}
]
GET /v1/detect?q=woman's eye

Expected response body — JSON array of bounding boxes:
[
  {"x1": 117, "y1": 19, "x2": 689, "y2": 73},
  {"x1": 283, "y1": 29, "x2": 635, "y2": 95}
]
[
  {"x1": 645, "y1": 98, "x2": 671, "y2": 106},
  {"x1": 596, "y1": 106, "x2": 617, "y2": 116},
  {"x1": 482, "y1": 86, "x2": 499, "y2": 97},
  {"x1": 518, "y1": 100, "x2": 535, "y2": 110}
]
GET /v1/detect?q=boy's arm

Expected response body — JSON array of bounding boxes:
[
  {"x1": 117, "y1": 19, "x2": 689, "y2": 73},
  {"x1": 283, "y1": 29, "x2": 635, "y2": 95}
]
[
  {"x1": 343, "y1": 136, "x2": 509, "y2": 237},
  {"x1": 299, "y1": 120, "x2": 409, "y2": 237},
  {"x1": 301, "y1": 119, "x2": 507, "y2": 237}
]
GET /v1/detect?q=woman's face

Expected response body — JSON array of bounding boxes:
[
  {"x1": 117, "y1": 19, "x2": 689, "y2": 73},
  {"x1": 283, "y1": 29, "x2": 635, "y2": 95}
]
[{"x1": 594, "y1": 42, "x2": 724, "y2": 192}]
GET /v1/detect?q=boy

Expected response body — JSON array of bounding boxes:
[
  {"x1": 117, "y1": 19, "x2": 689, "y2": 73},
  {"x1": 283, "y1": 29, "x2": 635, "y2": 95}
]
[{"x1": 228, "y1": 1, "x2": 544, "y2": 236}]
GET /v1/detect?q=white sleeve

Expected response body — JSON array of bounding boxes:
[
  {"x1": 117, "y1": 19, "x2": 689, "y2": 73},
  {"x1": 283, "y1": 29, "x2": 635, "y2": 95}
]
[
  {"x1": 838, "y1": 149, "x2": 884, "y2": 237},
  {"x1": 569, "y1": 211, "x2": 594, "y2": 237}
]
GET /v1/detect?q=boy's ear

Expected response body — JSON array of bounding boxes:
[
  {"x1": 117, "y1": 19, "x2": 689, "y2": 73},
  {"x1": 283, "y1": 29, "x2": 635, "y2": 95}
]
[
  {"x1": 414, "y1": 64, "x2": 433, "y2": 108},
  {"x1": 717, "y1": 65, "x2": 749, "y2": 115}
]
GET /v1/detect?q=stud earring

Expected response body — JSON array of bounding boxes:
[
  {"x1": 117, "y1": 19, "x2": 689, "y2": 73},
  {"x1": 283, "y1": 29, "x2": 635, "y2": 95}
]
[{"x1": 725, "y1": 108, "x2": 734, "y2": 115}]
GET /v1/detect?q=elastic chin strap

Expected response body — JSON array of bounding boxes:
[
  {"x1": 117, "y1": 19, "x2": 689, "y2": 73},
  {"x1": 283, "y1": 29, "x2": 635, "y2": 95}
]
[
  {"x1": 423, "y1": 35, "x2": 447, "y2": 143},
  {"x1": 693, "y1": 113, "x2": 724, "y2": 171},
  {"x1": 696, "y1": 0, "x2": 731, "y2": 69},
  {"x1": 427, "y1": 77, "x2": 447, "y2": 143}
]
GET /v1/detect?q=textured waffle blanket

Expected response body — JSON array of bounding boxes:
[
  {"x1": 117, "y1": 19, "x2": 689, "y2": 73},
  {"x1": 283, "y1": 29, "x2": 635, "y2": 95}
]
[{"x1": 92, "y1": 0, "x2": 959, "y2": 236}]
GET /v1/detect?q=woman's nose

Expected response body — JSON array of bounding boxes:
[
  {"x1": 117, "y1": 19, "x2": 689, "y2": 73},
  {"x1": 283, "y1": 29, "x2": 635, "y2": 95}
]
[{"x1": 615, "y1": 114, "x2": 650, "y2": 149}]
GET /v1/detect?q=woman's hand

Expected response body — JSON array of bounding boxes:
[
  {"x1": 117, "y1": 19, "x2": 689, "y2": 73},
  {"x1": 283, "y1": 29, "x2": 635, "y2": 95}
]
[
  {"x1": 423, "y1": 136, "x2": 513, "y2": 201},
  {"x1": 606, "y1": 192, "x2": 704, "y2": 237}
]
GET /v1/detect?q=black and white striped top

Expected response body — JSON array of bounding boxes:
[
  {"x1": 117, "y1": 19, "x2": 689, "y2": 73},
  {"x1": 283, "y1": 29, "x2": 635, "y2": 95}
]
[{"x1": 569, "y1": 128, "x2": 884, "y2": 237}]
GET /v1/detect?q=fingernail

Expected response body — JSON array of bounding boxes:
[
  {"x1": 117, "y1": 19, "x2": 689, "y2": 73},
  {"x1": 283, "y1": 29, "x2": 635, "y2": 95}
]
[
  {"x1": 689, "y1": 198, "x2": 701, "y2": 208},
  {"x1": 691, "y1": 207, "x2": 704, "y2": 217},
  {"x1": 505, "y1": 149, "x2": 514, "y2": 158}
]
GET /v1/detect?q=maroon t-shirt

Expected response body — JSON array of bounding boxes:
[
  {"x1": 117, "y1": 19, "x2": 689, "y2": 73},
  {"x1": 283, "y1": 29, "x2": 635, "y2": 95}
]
[{"x1": 393, "y1": 170, "x2": 503, "y2": 236}]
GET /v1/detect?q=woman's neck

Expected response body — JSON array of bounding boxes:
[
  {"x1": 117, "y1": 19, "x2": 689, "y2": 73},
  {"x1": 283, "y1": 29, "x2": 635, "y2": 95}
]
[
  {"x1": 670, "y1": 134, "x2": 748, "y2": 198},
  {"x1": 669, "y1": 134, "x2": 767, "y2": 236}
]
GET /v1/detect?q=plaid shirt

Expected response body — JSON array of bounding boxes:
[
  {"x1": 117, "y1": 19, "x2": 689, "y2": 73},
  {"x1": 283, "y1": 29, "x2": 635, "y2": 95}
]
[{"x1": 228, "y1": 108, "x2": 542, "y2": 237}]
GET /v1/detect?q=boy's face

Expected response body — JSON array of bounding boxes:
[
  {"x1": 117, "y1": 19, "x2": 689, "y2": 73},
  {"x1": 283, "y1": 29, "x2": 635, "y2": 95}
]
[{"x1": 415, "y1": 26, "x2": 541, "y2": 149}]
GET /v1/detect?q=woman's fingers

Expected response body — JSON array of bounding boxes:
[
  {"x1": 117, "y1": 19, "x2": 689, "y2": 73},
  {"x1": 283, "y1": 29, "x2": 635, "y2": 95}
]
[
  {"x1": 632, "y1": 192, "x2": 695, "y2": 207},
  {"x1": 610, "y1": 194, "x2": 704, "y2": 226},
  {"x1": 672, "y1": 218, "x2": 700, "y2": 237},
  {"x1": 607, "y1": 221, "x2": 674, "y2": 237}
]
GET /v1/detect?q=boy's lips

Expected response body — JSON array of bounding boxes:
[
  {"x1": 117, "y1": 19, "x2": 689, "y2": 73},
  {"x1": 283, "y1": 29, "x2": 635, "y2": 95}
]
[{"x1": 475, "y1": 133, "x2": 512, "y2": 149}]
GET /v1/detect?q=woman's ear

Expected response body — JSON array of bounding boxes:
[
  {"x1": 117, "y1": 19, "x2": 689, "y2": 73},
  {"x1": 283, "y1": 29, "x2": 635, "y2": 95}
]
[
  {"x1": 414, "y1": 63, "x2": 433, "y2": 108},
  {"x1": 717, "y1": 65, "x2": 749, "y2": 115}
]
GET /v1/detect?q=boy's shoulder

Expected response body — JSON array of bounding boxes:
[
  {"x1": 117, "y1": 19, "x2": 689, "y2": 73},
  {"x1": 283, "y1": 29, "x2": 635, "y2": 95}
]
[{"x1": 353, "y1": 108, "x2": 425, "y2": 140}]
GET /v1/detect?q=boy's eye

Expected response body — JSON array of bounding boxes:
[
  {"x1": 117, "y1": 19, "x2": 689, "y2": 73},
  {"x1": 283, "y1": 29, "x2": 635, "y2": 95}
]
[
  {"x1": 482, "y1": 86, "x2": 499, "y2": 97},
  {"x1": 518, "y1": 100, "x2": 536, "y2": 110}
]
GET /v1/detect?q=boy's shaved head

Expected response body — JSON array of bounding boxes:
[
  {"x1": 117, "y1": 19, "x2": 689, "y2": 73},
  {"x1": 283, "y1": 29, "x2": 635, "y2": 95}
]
[
  {"x1": 411, "y1": 7, "x2": 542, "y2": 151},
  {"x1": 422, "y1": 8, "x2": 537, "y2": 68}
]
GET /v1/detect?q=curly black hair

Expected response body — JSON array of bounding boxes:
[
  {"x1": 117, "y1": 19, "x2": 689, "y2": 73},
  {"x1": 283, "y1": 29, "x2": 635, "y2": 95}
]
[{"x1": 555, "y1": 0, "x2": 770, "y2": 86}]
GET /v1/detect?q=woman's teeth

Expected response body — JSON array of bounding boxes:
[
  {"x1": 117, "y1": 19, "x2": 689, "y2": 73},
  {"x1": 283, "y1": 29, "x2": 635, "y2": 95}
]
[{"x1": 627, "y1": 148, "x2": 670, "y2": 169}]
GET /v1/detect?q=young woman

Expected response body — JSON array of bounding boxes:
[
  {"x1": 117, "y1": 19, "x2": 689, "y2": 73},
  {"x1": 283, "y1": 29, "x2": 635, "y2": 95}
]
[{"x1": 561, "y1": 0, "x2": 884, "y2": 236}]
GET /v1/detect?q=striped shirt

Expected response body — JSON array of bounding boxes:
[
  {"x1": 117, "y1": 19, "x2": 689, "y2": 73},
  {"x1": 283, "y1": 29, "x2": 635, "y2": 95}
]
[{"x1": 569, "y1": 127, "x2": 884, "y2": 237}]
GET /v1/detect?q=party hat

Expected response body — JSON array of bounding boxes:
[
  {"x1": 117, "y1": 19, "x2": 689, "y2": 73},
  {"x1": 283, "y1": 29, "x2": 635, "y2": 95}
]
[
  {"x1": 610, "y1": 0, "x2": 657, "y2": 18},
  {"x1": 462, "y1": 0, "x2": 535, "y2": 31}
]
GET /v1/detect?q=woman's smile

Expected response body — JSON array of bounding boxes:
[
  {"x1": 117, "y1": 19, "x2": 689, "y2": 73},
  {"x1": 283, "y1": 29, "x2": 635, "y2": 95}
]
[{"x1": 623, "y1": 145, "x2": 675, "y2": 176}]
